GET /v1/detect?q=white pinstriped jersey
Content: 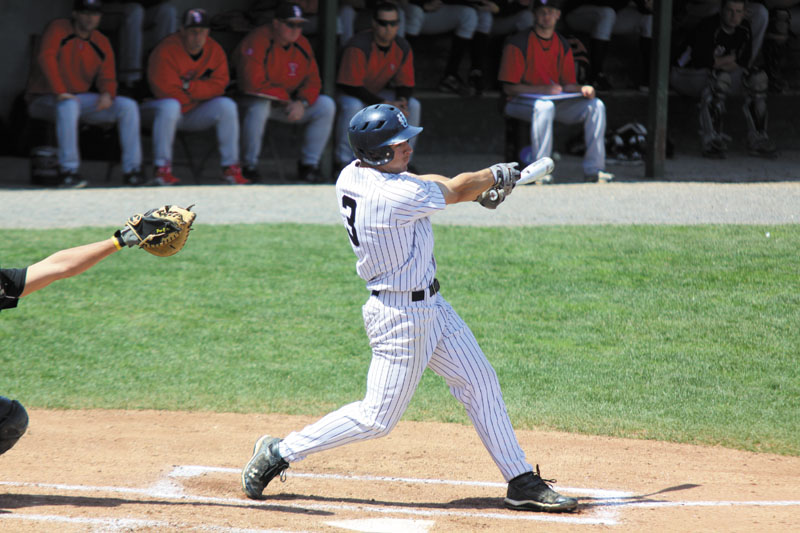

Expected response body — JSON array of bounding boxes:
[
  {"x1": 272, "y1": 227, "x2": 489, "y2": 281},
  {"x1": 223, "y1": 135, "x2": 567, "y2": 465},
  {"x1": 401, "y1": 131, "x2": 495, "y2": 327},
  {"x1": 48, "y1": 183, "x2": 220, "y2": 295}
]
[{"x1": 335, "y1": 160, "x2": 446, "y2": 292}]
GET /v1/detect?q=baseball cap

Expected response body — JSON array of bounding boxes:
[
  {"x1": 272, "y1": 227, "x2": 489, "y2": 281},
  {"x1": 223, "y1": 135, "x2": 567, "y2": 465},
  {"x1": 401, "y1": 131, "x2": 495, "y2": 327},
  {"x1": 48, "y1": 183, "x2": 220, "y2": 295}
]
[
  {"x1": 275, "y1": 2, "x2": 308, "y2": 22},
  {"x1": 73, "y1": 0, "x2": 103, "y2": 13},
  {"x1": 533, "y1": 0, "x2": 563, "y2": 9},
  {"x1": 181, "y1": 8, "x2": 210, "y2": 28}
]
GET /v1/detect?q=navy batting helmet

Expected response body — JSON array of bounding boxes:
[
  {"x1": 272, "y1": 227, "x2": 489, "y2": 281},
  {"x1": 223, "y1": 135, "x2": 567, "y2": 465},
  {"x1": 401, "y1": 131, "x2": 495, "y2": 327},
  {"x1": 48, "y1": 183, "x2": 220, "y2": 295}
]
[{"x1": 348, "y1": 104, "x2": 423, "y2": 166}]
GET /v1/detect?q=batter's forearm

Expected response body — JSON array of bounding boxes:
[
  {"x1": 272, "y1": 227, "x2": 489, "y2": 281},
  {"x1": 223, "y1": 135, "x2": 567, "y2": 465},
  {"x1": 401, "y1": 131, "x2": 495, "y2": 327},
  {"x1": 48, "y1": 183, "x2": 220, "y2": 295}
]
[{"x1": 437, "y1": 169, "x2": 495, "y2": 205}]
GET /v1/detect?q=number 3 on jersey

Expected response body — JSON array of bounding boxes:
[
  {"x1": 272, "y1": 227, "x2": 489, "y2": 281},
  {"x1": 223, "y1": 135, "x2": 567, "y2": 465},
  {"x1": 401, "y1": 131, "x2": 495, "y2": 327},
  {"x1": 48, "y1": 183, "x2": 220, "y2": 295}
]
[{"x1": 342, "y1": 195, "x2": 360, "y2": 246}]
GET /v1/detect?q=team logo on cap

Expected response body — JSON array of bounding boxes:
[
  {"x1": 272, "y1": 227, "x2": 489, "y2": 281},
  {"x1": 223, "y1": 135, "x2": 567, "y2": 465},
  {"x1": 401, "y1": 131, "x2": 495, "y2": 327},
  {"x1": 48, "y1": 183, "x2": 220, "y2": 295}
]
[
  {"x1": 189, "y1": 10, "x2": 203, "y2": 23},
  {"x1": 292, "y1": 6, "x2": 302, "y2": 18},
  {"x1": 397, "y1": 112, "x2": 408, "y2": 128}
]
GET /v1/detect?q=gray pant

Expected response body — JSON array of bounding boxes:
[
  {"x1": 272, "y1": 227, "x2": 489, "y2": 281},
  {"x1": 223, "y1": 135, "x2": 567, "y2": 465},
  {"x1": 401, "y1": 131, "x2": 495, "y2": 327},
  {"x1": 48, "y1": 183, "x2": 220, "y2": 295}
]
[
  {"x1": 505, "y1": 96, "x2": 607, "y2": 177},
  {"x1": 404, "y1": 4, "x2": 478, "y2": 38},
  {"x1": 102, "y1": 2, "x2": 177, "y2": 84},
  {"x1": 239, "y1": 95, "x2": 336, "y2": 168},
  {"x1": 28, "y1": 93, "x2": 142, "y2": 173},
  {"x1": 140, "y1": 97, "x2": 240, "y2": 167}
]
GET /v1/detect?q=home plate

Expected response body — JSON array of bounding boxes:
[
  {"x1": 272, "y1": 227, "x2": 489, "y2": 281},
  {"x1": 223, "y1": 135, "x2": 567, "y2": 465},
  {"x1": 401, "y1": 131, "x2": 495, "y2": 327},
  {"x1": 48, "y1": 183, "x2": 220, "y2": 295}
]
[{"x1": 326, "y1": 518, "x2": 435, "y2": 533}]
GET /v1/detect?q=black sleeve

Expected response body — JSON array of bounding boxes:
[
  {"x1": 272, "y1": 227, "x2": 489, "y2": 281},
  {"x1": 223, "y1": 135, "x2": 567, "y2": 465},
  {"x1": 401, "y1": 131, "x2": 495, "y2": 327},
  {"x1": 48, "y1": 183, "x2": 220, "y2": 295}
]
[
  {"x1": 337, "y1": 83, "x2": 383, "y2": 105},
  {"x1": 0, "y1": 267, "x2": 27, "y2": 311},
  {"x1": 395, "y1": 85, "x2": 413, "y2": 99}
]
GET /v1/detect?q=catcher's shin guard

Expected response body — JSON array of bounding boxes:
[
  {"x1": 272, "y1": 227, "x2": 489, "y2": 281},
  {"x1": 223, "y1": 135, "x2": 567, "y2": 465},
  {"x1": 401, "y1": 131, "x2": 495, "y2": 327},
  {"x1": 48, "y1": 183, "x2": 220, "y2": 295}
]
[
  {"x1": 743, "y1": 69, "x2": 770, "y2": 139},
  {"x1": 698, "y1": 70, "x2": 731, "y2": 151},
  {"x1": 742, "y1": 69, "x2": 778, "y2": 157}
]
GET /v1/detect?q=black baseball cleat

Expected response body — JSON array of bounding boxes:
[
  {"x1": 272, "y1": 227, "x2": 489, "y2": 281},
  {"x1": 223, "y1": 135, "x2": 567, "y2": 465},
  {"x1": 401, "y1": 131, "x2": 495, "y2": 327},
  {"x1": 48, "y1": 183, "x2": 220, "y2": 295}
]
[
  {"x1": 504, "y1": 466, "x2": 578, "y2": 512},
  {"x1": 241, "y1": 435, "x2": 289, "y2": 500}
]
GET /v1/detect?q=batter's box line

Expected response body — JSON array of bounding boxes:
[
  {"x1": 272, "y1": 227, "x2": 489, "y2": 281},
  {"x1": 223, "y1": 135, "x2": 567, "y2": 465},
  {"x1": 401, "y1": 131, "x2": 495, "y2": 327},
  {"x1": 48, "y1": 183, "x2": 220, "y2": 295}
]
[
  {"x1": 0, "y1": 512, "x2": 316, "y2": 533},
  {"x1": 165, "y1": 465, "x2": 800, "y2": 518},
  {"x1": 0, "y1": 474, "x2": 621, "y2": 527},
  {"x1": 166, "y1": 465, "x2": 623, "y2": 525}
]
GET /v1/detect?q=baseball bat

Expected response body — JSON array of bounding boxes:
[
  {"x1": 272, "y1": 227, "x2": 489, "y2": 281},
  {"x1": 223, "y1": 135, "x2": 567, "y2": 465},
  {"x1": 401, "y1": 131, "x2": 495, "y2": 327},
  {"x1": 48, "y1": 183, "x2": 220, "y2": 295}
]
[{"x1": 515, "y1": 157, "x2": 555, "y2": 186}]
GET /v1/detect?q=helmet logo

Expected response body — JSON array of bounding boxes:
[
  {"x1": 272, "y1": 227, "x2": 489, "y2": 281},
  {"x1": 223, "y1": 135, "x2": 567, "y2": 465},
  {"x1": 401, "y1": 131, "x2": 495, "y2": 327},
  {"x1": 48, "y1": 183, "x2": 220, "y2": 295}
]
[{"x1": 397, "y1": 112, "x2": 408, "y2": 128}]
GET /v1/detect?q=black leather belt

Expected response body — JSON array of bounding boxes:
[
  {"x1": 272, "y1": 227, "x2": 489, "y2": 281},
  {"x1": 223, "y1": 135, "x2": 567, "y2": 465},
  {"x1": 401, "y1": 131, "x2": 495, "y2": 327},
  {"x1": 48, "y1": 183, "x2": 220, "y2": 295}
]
[{"x1": 372, "y1": 278, "x2": 440, "y2": 301}]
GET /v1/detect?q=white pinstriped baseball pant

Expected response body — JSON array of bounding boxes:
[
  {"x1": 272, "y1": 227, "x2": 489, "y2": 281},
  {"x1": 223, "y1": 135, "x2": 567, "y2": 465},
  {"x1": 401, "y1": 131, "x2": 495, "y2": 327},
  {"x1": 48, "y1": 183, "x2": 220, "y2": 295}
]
[{"x1": 278, "y1": 289, "x2": 532, "y2": 482}]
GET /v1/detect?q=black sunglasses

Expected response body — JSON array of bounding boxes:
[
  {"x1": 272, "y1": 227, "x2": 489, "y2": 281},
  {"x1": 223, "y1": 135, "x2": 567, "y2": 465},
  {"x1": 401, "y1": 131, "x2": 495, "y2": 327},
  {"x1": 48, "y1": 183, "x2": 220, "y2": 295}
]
[
  {"x1": 374, "y1": 18, "x2": 399, "y2": 27},
  {"x1": 281, "y1": 20, "x2": 304, "y2": 29}
]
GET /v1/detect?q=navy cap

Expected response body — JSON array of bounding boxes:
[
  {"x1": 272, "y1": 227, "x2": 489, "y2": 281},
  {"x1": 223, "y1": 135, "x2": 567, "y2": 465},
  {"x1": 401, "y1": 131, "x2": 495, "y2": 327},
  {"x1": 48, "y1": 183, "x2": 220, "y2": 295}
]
[
  {"x1": 275, "y1": 2, "x2": 308, "y2": 22},
  {"x1": 182, "y1": 8, "x2": 210, "y2": 28},
  {"x1": 74, "y1": 0, "x2": 103, "y2": 13},
  {"x1": 533, "y1": 0, "x2": 563, "y2": 9}
]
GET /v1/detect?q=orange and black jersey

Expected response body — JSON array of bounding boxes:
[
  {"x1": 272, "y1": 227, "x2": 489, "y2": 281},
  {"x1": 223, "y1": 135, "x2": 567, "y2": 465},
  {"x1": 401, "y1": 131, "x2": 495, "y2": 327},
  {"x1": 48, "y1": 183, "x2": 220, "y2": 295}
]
[
  {"x1": 147, "y1": 33, "x2": 230, "y2": 113},
  {"x1": 234, "y1": 25, "x2": 321, "y2": 105},
  {"x1": 26, "y1": 18, "x2": 117, "y2": 99},
  {"x1": 498, "y1": 30, "x2": 577, "y2": 89},
  {"x1": 337, "y1": 31, "x2": 414, "y2": 101}
]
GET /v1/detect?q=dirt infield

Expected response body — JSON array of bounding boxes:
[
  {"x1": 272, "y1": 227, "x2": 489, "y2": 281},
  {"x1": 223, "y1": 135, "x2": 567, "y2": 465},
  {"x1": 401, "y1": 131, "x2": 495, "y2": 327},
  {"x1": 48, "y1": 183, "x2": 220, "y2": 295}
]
[{"x1": 1, "y1": 410, "x2": 798, "y2": 532}]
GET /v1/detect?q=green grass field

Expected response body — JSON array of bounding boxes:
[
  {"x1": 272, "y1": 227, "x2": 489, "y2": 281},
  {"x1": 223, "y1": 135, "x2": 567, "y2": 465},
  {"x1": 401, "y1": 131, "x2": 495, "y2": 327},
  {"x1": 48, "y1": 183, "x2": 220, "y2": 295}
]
[{"x1": 2, "y1": 223, "x2": 798, "y2": 456}]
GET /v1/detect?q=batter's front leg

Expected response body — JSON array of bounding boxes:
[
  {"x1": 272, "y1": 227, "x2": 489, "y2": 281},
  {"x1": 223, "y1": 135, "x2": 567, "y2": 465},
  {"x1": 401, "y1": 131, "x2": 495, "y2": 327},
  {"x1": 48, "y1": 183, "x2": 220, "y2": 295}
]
[{"x1": 279, "y1": 299, "x2": 434, "y2": 462}]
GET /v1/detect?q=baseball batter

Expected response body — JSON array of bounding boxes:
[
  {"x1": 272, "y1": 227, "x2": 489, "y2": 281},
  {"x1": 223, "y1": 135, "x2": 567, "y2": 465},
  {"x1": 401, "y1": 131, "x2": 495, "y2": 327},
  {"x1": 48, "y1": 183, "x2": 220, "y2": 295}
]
[{"x1": 241, "y1": 103, "x2": 577, "y2": 513}]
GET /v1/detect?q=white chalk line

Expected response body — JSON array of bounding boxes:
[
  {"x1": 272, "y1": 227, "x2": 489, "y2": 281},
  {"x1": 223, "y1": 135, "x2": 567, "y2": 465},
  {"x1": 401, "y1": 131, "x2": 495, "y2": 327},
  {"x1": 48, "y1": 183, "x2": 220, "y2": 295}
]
[
  {"x1": 0, "y1": 469, "x2": 619, "y2": 527},
  {"x1": 0, "y1": 512, "x2": 310, "y2": 533},
  {"x1": 168, "y1": 465, "x2": 631, "y2": 498},
  {"x1": 3, "y1": 465, "x2": 799, "y2": 530}
]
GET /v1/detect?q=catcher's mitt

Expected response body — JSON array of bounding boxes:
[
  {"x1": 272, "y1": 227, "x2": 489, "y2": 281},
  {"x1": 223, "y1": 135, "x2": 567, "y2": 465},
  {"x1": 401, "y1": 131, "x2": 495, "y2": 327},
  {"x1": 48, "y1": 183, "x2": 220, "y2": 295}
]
[{"x1": 114, "y1": 205, "x2": 196, "y2": 256}]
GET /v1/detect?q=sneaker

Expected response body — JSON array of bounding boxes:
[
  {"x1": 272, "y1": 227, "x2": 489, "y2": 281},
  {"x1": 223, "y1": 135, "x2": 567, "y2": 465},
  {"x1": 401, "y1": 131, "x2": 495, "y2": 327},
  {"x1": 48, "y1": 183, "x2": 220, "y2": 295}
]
[
  {"x1": 58, "y1": 170, "x2": 88, "y2": 189},
  {"x1": 748, "y1": 138, "x2": 778, "y2": 159},
  {"x1": 504, "y1": 466, "x2": 578, "y2": 513},
  {"x1": 243, "y1": 165, "x2": 262, "y2": 182},
  {"x1": 584, "y1": 170, "x2": 614, "y2": 183},
  {"x1": 153, "y1": 164, "x2": 181, "y2": 186},
  {"x1": 222, "y1": 164, "x2": 252, "y2": 185},
  {"x1": 241, "y1": 435, "x2": 289, "y2": 500},
  {"x1": 123, "y1": 168, "x2": 146, "y2": 187},
  {"x1": 297, "y1": 162, "x2": 322, "y2": 183},
  {"x1": 438, "y1": 74, "x2": 467, "y2": 95},
  {"x1": 468, "y1": 69, "x2": 484, "y2": 96}
]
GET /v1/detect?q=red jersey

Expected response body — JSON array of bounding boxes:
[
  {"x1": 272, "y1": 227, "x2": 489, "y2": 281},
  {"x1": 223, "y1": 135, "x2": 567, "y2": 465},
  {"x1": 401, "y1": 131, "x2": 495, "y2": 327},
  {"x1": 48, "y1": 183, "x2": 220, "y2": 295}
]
[
  {"x1": 337, "y1": 31, "x2": 414, "y2": 95},
  {"x1": 234, "y1": 25, "x2": 321, "y2": 105},
  {"x1": 148, "y1": 33, "x2": 230, "y2": 113},
  {"x1": 498, "y1": 30, "x2": 576, "y2": 88},
  {"x1": 26, "y1": 18, "x2": 117, "y2": 99}
]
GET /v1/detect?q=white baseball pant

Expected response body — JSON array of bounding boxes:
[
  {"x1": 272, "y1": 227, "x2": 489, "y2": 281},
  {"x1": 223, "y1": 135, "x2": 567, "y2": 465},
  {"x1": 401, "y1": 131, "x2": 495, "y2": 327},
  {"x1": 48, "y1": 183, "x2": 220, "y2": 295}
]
[{"x1": 278, "y1": 289, "x2": 532, "y2": 482}]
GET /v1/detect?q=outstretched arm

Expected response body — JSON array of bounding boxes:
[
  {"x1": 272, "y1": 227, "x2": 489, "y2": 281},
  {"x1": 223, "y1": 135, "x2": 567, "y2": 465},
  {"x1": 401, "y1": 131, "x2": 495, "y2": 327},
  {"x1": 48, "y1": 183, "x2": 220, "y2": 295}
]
[
  {"x1": 20, "y1": 239, "x2": 120, "y2": 297},
  {"x1": 417, "y1": 170, "x2": 496, "y2": 205}
]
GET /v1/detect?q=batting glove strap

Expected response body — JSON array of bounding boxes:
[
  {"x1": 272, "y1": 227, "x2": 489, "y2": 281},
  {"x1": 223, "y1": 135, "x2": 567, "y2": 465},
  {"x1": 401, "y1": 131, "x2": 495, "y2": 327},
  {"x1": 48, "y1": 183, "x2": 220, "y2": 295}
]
[{"x1": 489, "y1": 162, "x2": 520, "y2": 194}]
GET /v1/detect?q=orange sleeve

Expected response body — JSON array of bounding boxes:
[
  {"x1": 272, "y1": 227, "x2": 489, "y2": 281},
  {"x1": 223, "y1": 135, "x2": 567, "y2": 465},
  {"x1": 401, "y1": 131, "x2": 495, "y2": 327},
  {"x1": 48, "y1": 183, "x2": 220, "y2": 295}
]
[
  {"x1": 498, "y1": 44, "x2": 525, "y2": 84},
  {"x1": 95, "y1": 34, "x2": 117, "y2": 97},
  {"x1": 148, "y1": 38, "x2": 191, "y2": 109},
  {"x1": 37, "y1": 20, "x2": 68, "y2": 95},
  {"x1": 236, "y1": 27, "x2": 268, "y2": 93},
  {"x1": 296, "y1": 44, "x2": 321, "y2": 105}
]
